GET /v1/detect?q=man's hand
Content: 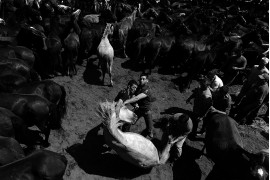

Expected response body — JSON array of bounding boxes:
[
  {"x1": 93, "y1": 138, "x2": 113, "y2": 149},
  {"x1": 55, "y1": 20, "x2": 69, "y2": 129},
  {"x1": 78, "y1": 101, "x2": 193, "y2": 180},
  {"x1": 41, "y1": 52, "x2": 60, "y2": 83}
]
[{"x1": 168, "y1": 135, "x2": 178, "y2": 145}]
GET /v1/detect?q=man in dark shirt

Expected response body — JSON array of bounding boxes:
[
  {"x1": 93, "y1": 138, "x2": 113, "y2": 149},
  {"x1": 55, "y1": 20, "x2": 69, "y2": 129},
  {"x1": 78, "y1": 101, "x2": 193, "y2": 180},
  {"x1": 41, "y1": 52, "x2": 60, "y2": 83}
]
[
  {"x1": 115, "y1": 80, "x2": 138, "y2": 102},
  {"x1": 124, "y1": 73, "x2": 154, "y2": 139},
  {"x1": 212, "y1": 86, "x2": 232, "y2": 115},
  {"x1": 235, "y1": 73, "x2": 269, "y2": 125},
  {"x1": 114, "y1": 80, "x2": 138, "y2": 132},
  {"x1": 222, "y1": 50, "x2": 247, "y2": 85}
]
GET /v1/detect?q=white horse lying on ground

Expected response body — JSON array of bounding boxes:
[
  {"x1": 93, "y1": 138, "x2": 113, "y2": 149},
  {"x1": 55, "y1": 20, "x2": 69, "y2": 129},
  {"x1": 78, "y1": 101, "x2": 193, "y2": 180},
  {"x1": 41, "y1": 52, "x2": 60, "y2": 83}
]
[{"x1": 96, "y1": 100, "x2": 171, "y2": 168}]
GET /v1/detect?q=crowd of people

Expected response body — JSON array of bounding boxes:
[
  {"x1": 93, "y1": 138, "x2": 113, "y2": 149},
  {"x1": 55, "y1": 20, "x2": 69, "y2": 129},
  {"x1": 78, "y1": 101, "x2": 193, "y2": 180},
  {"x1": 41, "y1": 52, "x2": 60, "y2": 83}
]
[{"x1": 114, "y1": 54, "x2": 269, "y2": 163}]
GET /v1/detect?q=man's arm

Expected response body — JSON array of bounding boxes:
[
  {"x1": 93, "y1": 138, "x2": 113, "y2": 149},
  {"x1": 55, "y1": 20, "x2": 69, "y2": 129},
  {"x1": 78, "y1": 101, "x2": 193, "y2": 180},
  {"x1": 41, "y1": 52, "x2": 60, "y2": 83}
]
[
  {"x1": 124, "y1": 93, "x2": 147, "y2": 104},
  {"x1": 159, "y1": 135, "x2": 186, "y2": 164}
]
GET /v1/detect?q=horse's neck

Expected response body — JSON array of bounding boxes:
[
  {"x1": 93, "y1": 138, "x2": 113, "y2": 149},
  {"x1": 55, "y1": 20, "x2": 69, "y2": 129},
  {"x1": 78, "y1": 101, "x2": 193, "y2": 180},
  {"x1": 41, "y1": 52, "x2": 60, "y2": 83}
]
[{"x1": 107, "y1": 116, "x2": 127, "y2": 144}]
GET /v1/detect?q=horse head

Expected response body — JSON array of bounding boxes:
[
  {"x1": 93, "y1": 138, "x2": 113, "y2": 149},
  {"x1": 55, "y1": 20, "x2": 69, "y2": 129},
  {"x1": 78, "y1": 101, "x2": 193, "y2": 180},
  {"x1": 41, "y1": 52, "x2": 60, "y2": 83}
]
[
  {"x1": 97, "y1": 100, "x2": 137, "y2": 128},
  {"x1": 103, "y1": 23, "x2": 114, "y2": 37}
]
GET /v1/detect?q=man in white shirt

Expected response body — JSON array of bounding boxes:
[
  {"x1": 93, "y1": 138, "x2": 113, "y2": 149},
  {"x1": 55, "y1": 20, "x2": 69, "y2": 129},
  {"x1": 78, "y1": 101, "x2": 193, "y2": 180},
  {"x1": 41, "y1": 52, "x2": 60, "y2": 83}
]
[{"x1": 206, "y1": 71, "x2": 224, "y2": 92}]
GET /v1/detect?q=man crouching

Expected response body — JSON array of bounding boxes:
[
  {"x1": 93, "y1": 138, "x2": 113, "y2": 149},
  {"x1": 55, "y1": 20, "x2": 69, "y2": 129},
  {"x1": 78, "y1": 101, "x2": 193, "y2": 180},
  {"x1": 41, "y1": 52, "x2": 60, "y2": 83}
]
[{"x1": 159, "y1": 113, "x2": 193, "y2": 163}]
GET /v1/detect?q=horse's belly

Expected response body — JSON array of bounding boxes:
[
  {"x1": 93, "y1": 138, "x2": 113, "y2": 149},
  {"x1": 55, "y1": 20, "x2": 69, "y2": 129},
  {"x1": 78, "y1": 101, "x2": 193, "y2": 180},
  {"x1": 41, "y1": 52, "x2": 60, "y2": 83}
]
[
  {"x1": 104, "y1": 131, "x2": 159, "y2": 168},
  {"x1": 97, "y1": 45, "x2": 114, "y2": 57}
]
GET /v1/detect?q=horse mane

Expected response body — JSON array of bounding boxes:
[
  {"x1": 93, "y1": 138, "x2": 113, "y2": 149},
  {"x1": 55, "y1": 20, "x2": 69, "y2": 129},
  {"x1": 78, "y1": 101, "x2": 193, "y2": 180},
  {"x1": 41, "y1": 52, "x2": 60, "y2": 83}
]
[
  {"x1": 96, "y1": 101, "x2": 116, "y2": 126},
  {"x1": 102, "y1": 23, "x2": 113, "y2": 38}
]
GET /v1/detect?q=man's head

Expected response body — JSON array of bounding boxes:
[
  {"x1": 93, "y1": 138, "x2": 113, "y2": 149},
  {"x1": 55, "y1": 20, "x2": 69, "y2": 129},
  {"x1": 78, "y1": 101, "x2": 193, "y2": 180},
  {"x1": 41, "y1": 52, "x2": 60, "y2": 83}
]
[
  {"x1": 219, "y1": 85, "x2": 229, "y2": 95},
  {"x1": 207, "y1": 71, "x2": 216, "y2": 81},
  {"x1": 169, "y1": 113, "x2": 192, "y2": 136},
  {"x1": 199, "y1": 78, "x2": 208, "y2": 90},
  {"x1": 259, "y1": 57, "x2": 269, "y2": 67},
  {"x1": 139, "y1": 72, "x2": 149, "y2": 86},
  {"x1": 127, "y1": 80, "x2": 138, "y2": 94}
]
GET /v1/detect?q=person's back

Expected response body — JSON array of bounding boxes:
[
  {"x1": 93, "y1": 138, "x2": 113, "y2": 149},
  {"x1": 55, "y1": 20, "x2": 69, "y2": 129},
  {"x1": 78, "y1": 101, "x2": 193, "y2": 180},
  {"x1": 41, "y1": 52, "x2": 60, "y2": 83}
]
[{"x1": 193, "y1": 86, "x2": 212, "y2": 117}]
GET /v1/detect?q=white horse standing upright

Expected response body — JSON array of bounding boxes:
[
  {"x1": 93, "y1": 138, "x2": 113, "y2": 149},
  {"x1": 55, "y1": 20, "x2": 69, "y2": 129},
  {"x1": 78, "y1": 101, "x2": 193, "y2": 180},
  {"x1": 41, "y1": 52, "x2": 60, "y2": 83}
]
[
  {"x1": 97, "y1": 23, "x2": 114, "y2": 86},
  {"x1": 97, "y1": 100, "x2": 170, "y2": 169}
]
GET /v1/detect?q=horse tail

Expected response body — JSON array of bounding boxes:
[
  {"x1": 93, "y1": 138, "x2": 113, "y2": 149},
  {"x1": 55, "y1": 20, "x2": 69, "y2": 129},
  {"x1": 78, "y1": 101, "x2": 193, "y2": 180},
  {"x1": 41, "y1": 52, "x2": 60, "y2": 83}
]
[{"x1": 58, "y1": 85, "x2": 67, "y2": 119}]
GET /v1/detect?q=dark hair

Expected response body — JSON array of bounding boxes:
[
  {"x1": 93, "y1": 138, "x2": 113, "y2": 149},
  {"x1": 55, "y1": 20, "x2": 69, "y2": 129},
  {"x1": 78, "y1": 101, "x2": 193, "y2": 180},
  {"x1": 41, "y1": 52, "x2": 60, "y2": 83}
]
[
  {"x1": 128, "y1": 80, "x2": 138, "y2": 86},
  {"x1": 220, "y1": 86, "x2": 229, "y2": 94},
  {"x1": 207, "y1": 71, "x2": 216, "y2": 78},
  {"x1": 140, "y1": 72, "x2": 149, "y2": 79},
  {"x1": 199, "y1": 79, "x2": 208, "y2": 89}
]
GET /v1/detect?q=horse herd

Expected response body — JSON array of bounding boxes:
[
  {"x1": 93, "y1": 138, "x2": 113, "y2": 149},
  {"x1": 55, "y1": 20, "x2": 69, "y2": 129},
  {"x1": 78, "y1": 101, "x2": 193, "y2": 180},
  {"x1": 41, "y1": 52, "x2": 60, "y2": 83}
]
[{"x1": 0, "y1": 0, "x2": 268, "y2": 179}]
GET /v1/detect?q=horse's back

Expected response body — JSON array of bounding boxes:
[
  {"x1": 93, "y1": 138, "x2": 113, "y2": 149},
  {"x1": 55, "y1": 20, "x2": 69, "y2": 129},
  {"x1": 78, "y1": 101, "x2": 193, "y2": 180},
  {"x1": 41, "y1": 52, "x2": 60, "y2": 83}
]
[{"x1": 205, "y1": 113, "x2": 244, "y2": 163}]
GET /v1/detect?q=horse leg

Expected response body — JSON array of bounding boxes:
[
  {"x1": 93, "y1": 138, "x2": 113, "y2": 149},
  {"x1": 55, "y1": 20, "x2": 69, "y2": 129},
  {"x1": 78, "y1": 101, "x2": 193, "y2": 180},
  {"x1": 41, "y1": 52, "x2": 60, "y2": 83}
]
[
  {"x1": 43, "y1": 127, "x2": 51, "y2": 147},
  {"x1": 100, "y1": 58, "x2": 106, "y2": 85},
  {"x1": 108, "y1": 57, "x2": 113, "y2": 87},
  {"x1": 58, "y1": 52, "x2": 63, "y2": 76}
]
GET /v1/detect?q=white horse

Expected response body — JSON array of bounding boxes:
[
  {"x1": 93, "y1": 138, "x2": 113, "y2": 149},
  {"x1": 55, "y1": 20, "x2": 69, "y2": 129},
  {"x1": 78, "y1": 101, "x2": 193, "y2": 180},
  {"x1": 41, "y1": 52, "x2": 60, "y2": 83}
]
[
  {"x1": 97, "y1": 23, "x2": 114, "y2": 86},
  {"x1": 97, "y1": 100, "x2": 170, "y2": 169}
]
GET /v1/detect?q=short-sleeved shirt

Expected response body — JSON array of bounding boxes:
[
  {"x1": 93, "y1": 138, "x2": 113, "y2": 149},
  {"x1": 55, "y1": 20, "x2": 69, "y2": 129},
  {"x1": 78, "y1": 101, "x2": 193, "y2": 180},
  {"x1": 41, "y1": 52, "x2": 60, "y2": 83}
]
[
  {"x1": 210, "y1": 75, "x2": 224, "y2": 92},
  {"x1": 135, "y1": 84, "x2": 152, "y2": 111},
  {"x1": 114, "y1": 88, "x2": 131, "y2": 102}
]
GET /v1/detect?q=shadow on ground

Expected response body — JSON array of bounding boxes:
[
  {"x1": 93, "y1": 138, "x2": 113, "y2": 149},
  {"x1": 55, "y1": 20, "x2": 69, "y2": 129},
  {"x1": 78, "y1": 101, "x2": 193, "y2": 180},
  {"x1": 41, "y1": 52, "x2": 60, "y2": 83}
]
[
  {"x1": 66, "y1": 124, "x2": 152, "y2": 179},
  {"x1": 173, "y1": 144, "x2": 202, "y2": 180},
  {"x1": 83, "y1": 58, "x2": 102, "y2": 85}
]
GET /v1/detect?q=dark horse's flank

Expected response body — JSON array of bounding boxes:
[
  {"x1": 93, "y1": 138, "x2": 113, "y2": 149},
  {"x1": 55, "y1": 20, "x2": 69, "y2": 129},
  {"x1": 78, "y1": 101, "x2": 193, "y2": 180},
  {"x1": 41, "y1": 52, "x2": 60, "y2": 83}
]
[
  {"x1": 202, "y1": 108, "x2": 268, "y2": 180},
  {"x1": 13, "y1": 80, "x2": 67, "y2": 119},
  {"x1": 0, "y1": 150, "x2": 67, "y2": 180},
  {"x1": 0, "y1": 93, "x2": 59, "y2": 147}
]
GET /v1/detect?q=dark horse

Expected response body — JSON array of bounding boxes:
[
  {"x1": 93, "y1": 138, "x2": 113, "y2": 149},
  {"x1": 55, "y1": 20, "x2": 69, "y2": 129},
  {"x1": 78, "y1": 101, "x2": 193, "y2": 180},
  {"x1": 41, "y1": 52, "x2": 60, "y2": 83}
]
[
  {"x1": 0, "y1": 45, "x2": 36, "y2": 68},
  {"x1": 0, "y1": 93, "x2": 59, "y2": 147},
  {"x1": 13, "y1": 80, "x2": 67, "y2": 119},
  {"x1": 0, "y1": 150, "x2": 67, "y2": 180},
  {"x1": 202, "y1": 107, "x2": 268, "y2": 180},
  {"x1": 144, "y1": 22, "x2": 192, "y2": 74},
  {"x1": 0, "y1": 107, "x2": 37, "y2": 146},
  {"x1": 45, "y1": 9, "x2": 81, "y2": 77}
]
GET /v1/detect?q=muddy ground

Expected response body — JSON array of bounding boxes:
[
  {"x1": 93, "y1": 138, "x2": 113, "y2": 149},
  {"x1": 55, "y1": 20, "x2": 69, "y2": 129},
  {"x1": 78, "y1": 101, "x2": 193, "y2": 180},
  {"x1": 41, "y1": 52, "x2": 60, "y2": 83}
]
[{"x1": 46, "y1": 56, "x2": 268, "y2": 180}]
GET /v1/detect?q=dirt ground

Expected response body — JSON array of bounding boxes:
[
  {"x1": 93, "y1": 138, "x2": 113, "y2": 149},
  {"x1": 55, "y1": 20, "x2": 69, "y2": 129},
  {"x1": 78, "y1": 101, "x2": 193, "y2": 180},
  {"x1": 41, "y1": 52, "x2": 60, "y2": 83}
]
[{"x1": 47, "y1": 56, "x2": 269, "y2": 180}]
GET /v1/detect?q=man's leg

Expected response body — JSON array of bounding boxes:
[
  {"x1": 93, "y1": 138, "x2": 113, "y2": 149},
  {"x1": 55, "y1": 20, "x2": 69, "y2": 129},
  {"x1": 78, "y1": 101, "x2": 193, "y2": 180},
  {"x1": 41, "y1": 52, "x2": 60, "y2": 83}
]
[
  {"x1": 173, "y1": 137, "x2": 187, "y2": 159},
  {"x1": 143, "y1": 110, "x2": 154, "y2": 138}
]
